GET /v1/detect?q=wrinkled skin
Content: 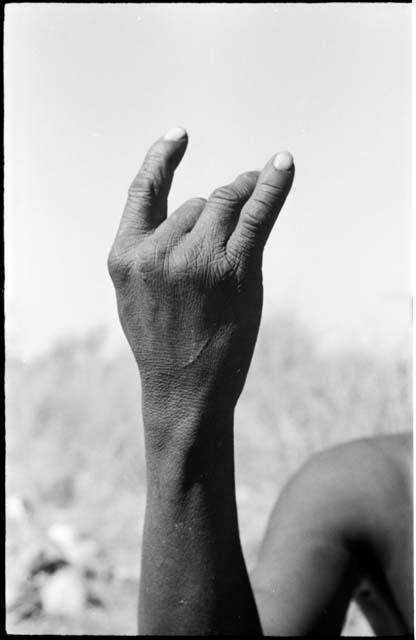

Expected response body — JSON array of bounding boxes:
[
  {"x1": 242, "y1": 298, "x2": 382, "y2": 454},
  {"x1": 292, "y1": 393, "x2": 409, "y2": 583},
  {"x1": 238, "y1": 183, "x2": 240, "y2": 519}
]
[
  {"x1": 108, "y1": 129, "x2": 295, "y2": 634},
  {"x1": 107, "y1": 132, "x2": 413, "y2": 637},
  {"x1": 112, "y1": 195, "x2": 263, "y2": 413},
  {"x1": 108, "y1": 129, "x2": 294, "y2": 450}
]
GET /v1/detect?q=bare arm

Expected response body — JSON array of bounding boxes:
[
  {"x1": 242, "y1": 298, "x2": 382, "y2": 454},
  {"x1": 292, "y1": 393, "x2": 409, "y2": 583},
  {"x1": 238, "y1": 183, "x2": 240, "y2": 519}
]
[
  {"x1": 250, "y1": 438, "x2": 411, "y2": 636},
  {"x1": 108, "y1": 127, "x2": 294, "y2": 634},
  {"x1": 139, "y1": 413, "x2": 259, "y2": 635}
]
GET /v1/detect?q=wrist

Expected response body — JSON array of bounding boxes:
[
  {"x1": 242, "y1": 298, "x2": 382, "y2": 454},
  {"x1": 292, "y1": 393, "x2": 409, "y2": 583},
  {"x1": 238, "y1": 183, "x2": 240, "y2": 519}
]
[
  {"x1": 145, "y1": 430, "x2": 237, "y2": 511},
  {"x1": 141, "y1": 397, "x2": 235, "y2": 485},
  {"x1": 141, "y1": 372, "x2": 235, "y2": 430}
]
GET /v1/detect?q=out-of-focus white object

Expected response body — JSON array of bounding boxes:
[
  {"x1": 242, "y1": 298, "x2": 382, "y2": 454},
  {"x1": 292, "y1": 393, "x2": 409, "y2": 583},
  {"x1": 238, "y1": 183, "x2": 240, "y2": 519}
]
[
  {"x1": 47, "y1": 523, "x2": 99, "y2": 566},
  {"x1": 6, "y1": 495, "x2": 32, "y2": 522},
  {"x1": 40, "y1": 567, "x2": 87, "y2": 617},
  {"x1": 6, "y1": 577, "x2": 19, "y2": 609}
]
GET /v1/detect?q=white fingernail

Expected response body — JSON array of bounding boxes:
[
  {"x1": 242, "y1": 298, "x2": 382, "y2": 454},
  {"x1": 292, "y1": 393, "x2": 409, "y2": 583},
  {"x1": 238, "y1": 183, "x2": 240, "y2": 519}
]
[
  {"x1": 273, "y1": 151, "x2": 294, "y2": 171},
  {"x1": 163, "y1": 127, "x2": 187, "y2": 141}
]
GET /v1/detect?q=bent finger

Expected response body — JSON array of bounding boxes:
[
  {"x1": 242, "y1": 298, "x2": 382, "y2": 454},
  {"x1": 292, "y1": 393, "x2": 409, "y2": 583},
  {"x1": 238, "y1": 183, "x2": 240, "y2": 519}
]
[
  {"x1": 154, "y1": 197, "x2": 207, "y2": 246},
  {"x1": 191, "y1": 171, "x2": 260, "y2": 245}
]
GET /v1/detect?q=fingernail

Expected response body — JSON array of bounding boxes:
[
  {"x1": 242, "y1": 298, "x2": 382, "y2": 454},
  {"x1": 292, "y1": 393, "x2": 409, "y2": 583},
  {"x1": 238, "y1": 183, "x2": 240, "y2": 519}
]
[
  {"x1": 273, "y1": 151, "x2": 294, "y2": 171},
  {"x1": 163, "y1": 127, "x2": 187, "y2": 142}
]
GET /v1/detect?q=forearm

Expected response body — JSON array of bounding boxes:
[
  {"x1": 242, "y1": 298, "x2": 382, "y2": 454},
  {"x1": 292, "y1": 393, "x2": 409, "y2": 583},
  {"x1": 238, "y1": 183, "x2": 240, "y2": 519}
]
[{"x1": 138, "y1": 403, "x2": 262, "y2": 636}]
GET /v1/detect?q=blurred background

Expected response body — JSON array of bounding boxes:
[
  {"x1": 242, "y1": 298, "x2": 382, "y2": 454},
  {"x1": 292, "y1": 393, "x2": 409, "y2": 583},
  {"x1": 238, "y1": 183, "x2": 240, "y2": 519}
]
[{"x1": 5, "y1": 4, "x2": 411, "y2": 635}]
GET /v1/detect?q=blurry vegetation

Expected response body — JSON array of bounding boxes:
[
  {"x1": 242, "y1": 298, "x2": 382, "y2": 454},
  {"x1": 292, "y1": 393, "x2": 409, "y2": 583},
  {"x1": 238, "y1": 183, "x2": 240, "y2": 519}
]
[{"x1": 6, "y1": 314, "x2": 411, "y2": 635}]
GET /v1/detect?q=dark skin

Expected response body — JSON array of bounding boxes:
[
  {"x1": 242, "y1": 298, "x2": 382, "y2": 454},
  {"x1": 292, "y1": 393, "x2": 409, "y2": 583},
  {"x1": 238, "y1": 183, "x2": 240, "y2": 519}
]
[
  {"x1": 251, "y1": 431, "x2": 413, "y2": 635},
  {"x1": 108, "y1": 127, "x2": 413, "y2": 635}
]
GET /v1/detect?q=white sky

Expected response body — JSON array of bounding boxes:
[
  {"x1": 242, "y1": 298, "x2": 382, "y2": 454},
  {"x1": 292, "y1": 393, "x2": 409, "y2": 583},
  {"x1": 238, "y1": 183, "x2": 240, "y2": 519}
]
[{"x1": 4, "y1": 3, "x2": 412, "y2": 359}]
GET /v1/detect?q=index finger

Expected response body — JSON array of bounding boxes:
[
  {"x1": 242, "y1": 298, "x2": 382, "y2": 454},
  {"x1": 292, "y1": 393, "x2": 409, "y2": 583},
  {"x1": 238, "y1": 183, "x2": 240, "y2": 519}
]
[{"x1": 117, "y1": 127, "x2": 188, "y2": 242}]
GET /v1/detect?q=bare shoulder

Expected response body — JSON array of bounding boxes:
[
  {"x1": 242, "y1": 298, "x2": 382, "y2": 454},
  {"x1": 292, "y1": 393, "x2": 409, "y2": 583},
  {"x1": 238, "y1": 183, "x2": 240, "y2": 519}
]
[
  {"x1": 300, "y1": 431, "x2": 412, "y2": 489},
  {"x1": 281, "y1": 431, "x2": 412, "y2": 544},
  {"x1": 252, "y1": 432, "x2": 413, "y2": 635},
  {"x1": 367, "y1": 431, "x2": 412, "y2": 491}
]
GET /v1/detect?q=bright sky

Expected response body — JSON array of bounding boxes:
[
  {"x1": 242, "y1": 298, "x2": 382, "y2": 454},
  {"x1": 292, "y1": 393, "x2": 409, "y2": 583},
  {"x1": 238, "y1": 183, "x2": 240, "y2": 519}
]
[{"x1": 5, "y1": 3, "x2": 412, "y2": 359}]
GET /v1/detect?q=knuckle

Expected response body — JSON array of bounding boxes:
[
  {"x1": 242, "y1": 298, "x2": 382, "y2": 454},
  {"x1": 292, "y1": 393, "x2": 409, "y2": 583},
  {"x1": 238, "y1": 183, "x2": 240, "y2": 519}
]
[
  {"x1": 127, "y1": 174, "x2": 156, "y2": 206},
  {"x1": 261, "y1": 179, "x2": 286, "y2": 195},
  {"x1": 127, "y1": 162, "x2": 165, "y2": 207},
  {"x1": 107, "y1": 247, "x2": 132, "y2": 285},
  {"x1": 234, "y1": 172, "x2": 259, "y2": 196},
  {"x1": 175, "y1": 244, "x2": 202, "y2": 275},
  {"x1": 134, "y1": 239, "x2": 166, "y2": 276},
  {"x1": 145, "y1": 148, "x2": 165, "y2": 167},
  {"x1": 253, "y1": 181, "x2": 285, "y2": 207},
  {"x1": 244, "y1": 190, "x2": 281, "y2": 228},
  {"x1": 250, "y1": 193, "x2": 275, "y2": 211},
  {"x1": 239, "y1": 170, "x2": 260, "y2": 181},
  {"x1": 243, "y1": 208, "x2": 264, "y2": 230},
  {"x1": 169, "y1": 260, "x2": 186, "y2": 283},
  {"x1": 186, "y1": 196, "x2": 207, "y2": 209},
  {"x1": 226, "y1": 242, "x2": 243, "y2": 267},
  {"x1": 210, "y1": 185, "x2": 241, "y2": 207},
  {"x1": 135, "y1": 245, "x2": 156, "y2": 273}
]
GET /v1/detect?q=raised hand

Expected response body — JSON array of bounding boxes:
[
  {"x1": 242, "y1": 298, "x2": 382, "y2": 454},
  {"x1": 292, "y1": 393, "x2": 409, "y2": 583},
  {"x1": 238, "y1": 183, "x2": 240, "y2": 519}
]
[
  {"x1": 108, "y1": 127, "x2": 294, "y2": 449},
  {"x1": 108, "y1": 129, "x2": 294, "y2": 634}
]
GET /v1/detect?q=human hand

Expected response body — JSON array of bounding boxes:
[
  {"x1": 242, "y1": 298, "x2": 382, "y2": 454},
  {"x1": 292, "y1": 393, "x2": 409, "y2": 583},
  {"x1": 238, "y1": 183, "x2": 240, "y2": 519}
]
[{"x1": 108, "y1": 128, "x2": 294, "y2": 445}]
